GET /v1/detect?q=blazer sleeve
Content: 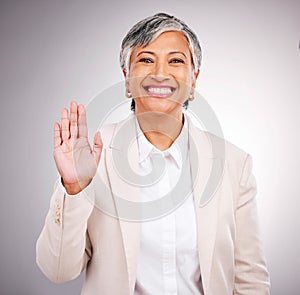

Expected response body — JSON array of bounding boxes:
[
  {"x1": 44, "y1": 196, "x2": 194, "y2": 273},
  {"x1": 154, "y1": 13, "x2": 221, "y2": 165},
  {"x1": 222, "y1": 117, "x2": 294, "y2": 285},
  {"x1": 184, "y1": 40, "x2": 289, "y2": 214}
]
[
  {"x1": 36, "y1": 177, "x2": 95, "y2": 283},
  {"x1": 233, "y1": 154, "x2": 270, "y2": 294}
]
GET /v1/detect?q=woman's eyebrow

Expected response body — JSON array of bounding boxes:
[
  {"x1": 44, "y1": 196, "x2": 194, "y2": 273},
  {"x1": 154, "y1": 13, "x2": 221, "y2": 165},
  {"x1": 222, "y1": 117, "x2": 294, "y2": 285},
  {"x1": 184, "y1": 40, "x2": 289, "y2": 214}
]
[
  {"x1": 168, "y1": 51, "x2": 187, "y2": 58},
  {"x1": 136, "y1": 50, "x2": 187, "y2": 59},
  {"x1": 136, "y1": 51, "x2": 155, "y2": 57}
]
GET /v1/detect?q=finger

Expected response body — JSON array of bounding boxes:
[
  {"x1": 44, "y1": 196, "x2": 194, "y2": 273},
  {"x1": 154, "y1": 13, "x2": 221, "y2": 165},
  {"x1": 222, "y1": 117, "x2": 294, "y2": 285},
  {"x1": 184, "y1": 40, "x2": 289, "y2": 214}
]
[
  {"x1": 92, "y1": 131, "x2": 103, "y2": 165},
  {"x1": 54, "y1": 122, "x2": 62, "y2": 148},
  {"x1": 70, "y1": 101, "x2": 78, "y2": 138},
  {"x1": 61, "y1": 108, "x2": 70, "y2": 141},
  {"x1": 78, "y1": 104, "x2": 88, "y2": 138}
]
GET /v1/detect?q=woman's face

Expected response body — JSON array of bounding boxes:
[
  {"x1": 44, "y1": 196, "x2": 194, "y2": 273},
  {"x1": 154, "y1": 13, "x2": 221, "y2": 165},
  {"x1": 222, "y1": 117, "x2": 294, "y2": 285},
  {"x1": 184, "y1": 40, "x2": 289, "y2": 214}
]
[{"x1": 124, "y1": 31, "x2": 199, "y2": 118}]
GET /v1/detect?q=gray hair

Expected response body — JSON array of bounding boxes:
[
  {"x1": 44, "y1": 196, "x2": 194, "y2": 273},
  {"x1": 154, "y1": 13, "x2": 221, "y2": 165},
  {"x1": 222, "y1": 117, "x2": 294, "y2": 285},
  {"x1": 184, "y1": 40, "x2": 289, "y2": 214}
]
[{"x1": 120, "y1": 12, "x2": 202, "y2": 74}]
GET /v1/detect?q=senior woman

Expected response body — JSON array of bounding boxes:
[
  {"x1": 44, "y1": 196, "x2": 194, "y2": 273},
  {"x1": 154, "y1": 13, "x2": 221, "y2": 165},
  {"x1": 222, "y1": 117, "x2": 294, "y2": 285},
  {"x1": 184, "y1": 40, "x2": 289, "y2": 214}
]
[{"x1": 36, "y1": 13, "x2": 270, "y2": 295}]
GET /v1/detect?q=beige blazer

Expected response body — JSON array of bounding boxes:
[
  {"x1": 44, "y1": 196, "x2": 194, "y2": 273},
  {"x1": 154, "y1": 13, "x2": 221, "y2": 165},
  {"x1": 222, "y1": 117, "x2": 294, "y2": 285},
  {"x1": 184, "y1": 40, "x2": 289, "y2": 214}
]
[{"x1": 36, "y1": 114, "x2": 270, "y2": 295}]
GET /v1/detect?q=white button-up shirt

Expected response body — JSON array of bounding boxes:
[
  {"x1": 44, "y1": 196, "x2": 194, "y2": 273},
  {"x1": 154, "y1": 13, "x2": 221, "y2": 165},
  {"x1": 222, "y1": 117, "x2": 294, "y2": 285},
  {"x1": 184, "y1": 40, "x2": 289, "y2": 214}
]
[{"x1": 134, "y1": 114, "x2": 204, "y2": 295}]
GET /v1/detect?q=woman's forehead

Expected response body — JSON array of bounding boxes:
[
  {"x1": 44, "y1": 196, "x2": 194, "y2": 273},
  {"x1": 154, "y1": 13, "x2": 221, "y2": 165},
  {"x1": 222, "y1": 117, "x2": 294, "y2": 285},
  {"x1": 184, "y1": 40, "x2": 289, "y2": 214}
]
[{"x1": 131, "y1": 31, "x2": 191, "y2": 56}]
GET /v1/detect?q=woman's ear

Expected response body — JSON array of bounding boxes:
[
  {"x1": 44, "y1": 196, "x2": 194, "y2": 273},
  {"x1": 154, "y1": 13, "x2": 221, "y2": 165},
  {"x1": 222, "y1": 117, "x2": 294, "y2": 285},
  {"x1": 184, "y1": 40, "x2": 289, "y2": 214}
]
[
  {"x1": 192, "y1": 69, "x2": 200, "y2": 88},
  {"x1": 123, "y1": 70, "x2": 130, "y2": 96},
  {"x1": 123, "y1": 70, "x2": 130, "y2": 89}
]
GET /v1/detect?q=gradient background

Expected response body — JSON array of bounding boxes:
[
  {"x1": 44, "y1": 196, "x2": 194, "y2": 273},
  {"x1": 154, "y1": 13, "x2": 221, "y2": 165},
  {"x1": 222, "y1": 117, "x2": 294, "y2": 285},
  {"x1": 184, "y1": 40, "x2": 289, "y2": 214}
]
[{"x1": 0, "y1": 0, "x2": 299, "y2": 294}]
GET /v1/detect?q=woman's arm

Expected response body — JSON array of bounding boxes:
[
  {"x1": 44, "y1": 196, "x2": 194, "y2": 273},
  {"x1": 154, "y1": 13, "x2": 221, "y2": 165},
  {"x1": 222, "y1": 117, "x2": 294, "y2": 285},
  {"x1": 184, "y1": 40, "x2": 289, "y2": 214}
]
[
  {"x1": 36, "y1": 101, "x2": 101, "y2": 283},
  {"x1": 36, "y1": 178, "x2": 95, "y2": 283},
  {"x1": 234, "y1": 154, "x2": 270, "y2": 294}
]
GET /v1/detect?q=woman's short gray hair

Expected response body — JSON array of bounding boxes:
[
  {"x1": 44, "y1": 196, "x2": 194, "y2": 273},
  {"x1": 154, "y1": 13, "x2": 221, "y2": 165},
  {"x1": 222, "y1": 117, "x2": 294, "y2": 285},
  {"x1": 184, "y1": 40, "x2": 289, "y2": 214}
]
[{"x1": 120, "y1": 12, "x2": 202, "y2": 74}]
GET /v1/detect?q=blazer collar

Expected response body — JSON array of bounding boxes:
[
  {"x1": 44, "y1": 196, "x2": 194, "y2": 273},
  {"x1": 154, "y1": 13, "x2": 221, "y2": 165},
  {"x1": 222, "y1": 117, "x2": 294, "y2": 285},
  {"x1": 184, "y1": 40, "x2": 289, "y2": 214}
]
[{"x1": 108, "y1": 113, "x2": 216, "y2": 158}]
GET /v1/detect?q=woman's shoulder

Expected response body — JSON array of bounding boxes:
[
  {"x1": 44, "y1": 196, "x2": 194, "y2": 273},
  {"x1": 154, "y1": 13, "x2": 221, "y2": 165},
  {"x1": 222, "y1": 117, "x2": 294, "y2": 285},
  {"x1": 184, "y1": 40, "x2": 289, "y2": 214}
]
[
  {"x1": 99, "y1": 113, "x2": 136, "y2": 148},
  {"x1": 187, "y1": 116, "x2": 250, "y2": 172}
]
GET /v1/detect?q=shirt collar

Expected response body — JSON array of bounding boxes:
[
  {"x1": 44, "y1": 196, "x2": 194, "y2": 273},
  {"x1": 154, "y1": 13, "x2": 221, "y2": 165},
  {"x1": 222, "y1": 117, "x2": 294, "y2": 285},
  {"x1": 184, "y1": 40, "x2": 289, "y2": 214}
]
[{"x1": 135, "y1": 113, "x2": 188, "y2": 168}]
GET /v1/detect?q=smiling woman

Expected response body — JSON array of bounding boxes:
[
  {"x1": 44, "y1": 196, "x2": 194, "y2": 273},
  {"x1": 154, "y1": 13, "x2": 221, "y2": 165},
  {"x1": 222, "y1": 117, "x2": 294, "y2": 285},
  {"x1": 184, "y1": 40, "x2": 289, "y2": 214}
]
[
  {"x1": 36, "y1": 12, "x2": 270, "y2": 295},
  {"x1": 126, "y1": 32, "x2": 196, "y2": 110},
  {"x1": 124, "y1": 31, "x2": 199, "y2": 150}
]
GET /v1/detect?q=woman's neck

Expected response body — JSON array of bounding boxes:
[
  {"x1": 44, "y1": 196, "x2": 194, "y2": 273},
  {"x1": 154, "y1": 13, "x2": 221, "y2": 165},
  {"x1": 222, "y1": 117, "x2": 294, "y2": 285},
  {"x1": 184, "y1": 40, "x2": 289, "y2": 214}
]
[{"x1": 135, "y1": 111, "x2": 183, "y2": 151}]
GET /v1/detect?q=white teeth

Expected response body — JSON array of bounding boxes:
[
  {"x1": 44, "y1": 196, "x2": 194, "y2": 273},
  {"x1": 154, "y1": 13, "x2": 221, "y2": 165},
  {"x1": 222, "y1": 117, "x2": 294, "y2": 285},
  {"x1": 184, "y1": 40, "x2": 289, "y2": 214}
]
[{"x1": 148, "y1": 87, "x2": 172, "y2": 94}]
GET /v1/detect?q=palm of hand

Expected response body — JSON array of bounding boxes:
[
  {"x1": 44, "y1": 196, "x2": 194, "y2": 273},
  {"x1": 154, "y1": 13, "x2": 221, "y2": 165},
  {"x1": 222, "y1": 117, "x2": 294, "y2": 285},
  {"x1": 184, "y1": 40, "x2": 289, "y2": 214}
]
[
  {"x1": 54, "y1": 137, "x2": 97, "y2": 186},
  {"x1": 53, "y1": 102, "x2": 102, "y2": 193}
]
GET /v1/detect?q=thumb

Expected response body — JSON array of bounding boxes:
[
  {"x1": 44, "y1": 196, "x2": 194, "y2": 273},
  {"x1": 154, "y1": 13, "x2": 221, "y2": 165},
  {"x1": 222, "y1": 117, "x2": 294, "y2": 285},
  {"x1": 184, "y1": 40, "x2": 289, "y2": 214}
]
[{"x1": 92, "y1": 131, "x2": 103, "y2": 165}]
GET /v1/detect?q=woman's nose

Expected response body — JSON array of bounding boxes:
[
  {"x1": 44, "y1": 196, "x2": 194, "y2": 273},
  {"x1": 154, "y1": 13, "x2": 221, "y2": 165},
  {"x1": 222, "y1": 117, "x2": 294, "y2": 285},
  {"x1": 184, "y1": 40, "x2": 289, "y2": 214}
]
[{"x1": 152, "y1": 62, "x2": 169, "y2": 81}]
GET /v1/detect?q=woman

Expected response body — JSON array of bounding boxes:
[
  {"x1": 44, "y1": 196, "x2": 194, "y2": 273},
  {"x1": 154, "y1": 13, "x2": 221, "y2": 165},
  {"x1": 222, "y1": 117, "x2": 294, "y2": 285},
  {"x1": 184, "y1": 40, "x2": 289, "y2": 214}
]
[{"x1": 36, "y1": 13, "x2": 270, "y2": 294}]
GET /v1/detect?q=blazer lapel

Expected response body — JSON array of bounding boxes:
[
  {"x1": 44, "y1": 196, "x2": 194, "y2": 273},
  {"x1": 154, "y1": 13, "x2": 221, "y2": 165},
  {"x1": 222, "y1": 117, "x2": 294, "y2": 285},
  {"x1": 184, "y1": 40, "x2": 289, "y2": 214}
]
[
  {"x1": 187, "y1": 116, "x2": 224, "y2": 294},
  {"x1": 104, "y1": 115, "x2": 142, "y2": 295}
]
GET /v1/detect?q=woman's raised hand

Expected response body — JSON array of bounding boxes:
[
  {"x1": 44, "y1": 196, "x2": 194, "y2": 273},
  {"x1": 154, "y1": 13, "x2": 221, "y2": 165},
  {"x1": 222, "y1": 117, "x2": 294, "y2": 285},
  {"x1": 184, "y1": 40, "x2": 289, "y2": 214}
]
[{"x1": 53, "y1": 101, "x2": 102, "y2": 195}]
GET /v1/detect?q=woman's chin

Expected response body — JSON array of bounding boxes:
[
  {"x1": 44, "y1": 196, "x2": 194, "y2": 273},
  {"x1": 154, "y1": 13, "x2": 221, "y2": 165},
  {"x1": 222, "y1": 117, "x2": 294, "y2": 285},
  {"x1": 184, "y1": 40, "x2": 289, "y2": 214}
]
[{"x1": 134, "y1": 97, "x2": 182, "y2": 115}]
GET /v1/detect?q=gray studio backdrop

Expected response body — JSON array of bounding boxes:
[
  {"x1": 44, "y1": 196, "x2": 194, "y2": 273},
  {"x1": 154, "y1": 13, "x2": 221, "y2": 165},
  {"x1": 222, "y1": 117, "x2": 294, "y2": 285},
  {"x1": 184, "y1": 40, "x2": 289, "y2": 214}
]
[{"x1": 0, "y1": 0, "x2": 299, "y2": 294}]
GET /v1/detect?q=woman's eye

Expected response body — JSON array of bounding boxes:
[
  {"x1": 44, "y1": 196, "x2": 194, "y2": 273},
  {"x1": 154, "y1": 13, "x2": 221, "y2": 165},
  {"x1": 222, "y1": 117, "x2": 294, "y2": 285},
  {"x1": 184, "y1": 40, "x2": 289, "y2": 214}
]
[
  {"x1": 170, "y1": 58, "x2": 184, "y2": 64},
  {"x1": 139, "y1": 58, "x2": 153, "y2": 63}
]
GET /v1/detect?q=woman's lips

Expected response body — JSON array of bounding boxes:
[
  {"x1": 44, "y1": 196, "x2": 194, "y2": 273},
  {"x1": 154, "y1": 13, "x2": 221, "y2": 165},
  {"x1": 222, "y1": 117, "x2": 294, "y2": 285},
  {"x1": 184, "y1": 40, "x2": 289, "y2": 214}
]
[{"x1": 143, "y1": 85, "x2": 176, "y2": 98}]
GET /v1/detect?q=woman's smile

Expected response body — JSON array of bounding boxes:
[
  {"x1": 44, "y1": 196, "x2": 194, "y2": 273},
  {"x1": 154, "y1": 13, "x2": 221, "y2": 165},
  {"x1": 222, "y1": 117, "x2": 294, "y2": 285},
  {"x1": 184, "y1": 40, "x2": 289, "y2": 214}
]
[{"x1": 143, "y1": 85, "x2": 176, "y2": 98}]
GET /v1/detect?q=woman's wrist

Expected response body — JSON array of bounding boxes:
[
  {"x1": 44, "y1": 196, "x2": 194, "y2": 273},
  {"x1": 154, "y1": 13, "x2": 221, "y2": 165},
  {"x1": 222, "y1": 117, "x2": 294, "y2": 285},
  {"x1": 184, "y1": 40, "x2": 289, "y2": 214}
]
[{"x1": 62, "y1": 178, "x2": 92, "y2": 195}]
